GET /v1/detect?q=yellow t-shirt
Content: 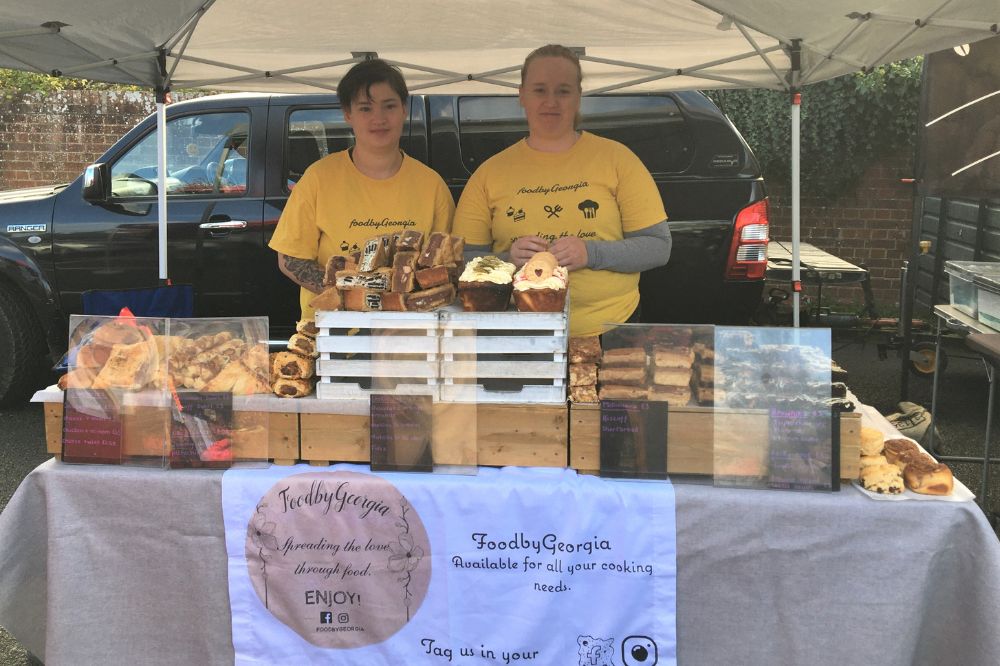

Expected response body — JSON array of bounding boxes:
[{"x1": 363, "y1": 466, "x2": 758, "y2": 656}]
[
  {"x1": 453, "y1": 132, "x2": 666, "y2": 337},
  {"x1": 269, "y1": 150, "x2": 454, "y2": 318}
]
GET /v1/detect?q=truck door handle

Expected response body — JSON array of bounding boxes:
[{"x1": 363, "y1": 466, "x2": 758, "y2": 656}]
[{"x1": 199, "y1": 220, "x2": 248, "y2": 230}]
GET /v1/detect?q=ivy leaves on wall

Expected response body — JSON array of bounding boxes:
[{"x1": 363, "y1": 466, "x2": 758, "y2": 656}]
[
  {"x1": 0, "y1": 68, "x2": 142, "y2": 100},
  {"x1": 706, "y1": 58, "x2": 921, "y2": 201}
]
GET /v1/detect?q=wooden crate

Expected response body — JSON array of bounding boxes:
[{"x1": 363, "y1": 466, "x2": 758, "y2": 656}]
[
  {"x1": 299, "y1": 402, "x2": 568, "y2": 467},
  {"x1": 439, "y1": 306, "x2": 567, "y2": 404},
  {"x1": 570, "y1": 403, "x2": 862, "y2": 481},
  {"x1": 43, "y1": 398, "x2": 300, "y2": 465},
  {"x1": 315, "y1": 309, "x2": 441, "y2": 399}
]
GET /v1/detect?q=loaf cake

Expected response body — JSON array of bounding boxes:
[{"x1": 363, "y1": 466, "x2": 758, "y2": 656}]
[
  {"x1": 458, "y1": 256, "x2": 516, "y2": 312},
  {"x1": 512, "y1": 251, "x2": 568, "y2": 312}
]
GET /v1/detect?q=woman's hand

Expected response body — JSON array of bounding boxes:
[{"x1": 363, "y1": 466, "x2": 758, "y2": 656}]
[
  {"x1": 549, "y1": 236, "x2": 588, "y2": 271},
  {"x1": 510, "y1": 235, "x2": 550, "y2": 267}
]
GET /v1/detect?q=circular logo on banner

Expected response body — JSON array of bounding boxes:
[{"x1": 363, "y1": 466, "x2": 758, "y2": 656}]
[{"x1": 245, "y1": 471, "x2": 431, "y2": 648}]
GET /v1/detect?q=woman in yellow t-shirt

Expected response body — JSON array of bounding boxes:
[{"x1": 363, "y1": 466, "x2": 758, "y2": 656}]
[
  {"x1": 269, "y1": 59, "x2": 454, "y2": 319},
  {"x1": 453, "y1": 45, "x2": 671, "y2": 337}
]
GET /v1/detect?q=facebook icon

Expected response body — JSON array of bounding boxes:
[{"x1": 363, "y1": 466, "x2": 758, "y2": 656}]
[{"x1": 320, "y1": 612, "x2": 333, "y2": 624}]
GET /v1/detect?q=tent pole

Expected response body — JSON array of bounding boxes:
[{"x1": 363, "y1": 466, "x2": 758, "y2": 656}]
[
  {"x1": 789, "y1": 39, "x2": 802, "y2": 328},
  {"x1": 155, "y1": 86, "x2": 168, "y2": 282},
  {"x1": 791, "y1": 91, "x2": 801, "y2": 327}
]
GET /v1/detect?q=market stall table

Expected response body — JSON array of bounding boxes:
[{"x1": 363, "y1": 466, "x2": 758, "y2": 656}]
[
  {"x1": 929, "y1": 304, "x2": 1000, "y2": 504},
  {"x1": 1, "y1": 457, "x2": 999, "y2": 665}
]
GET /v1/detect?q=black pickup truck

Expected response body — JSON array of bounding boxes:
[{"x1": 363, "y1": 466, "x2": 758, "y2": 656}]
[{"x1": 0, "y1": 91, "x2": 768, "y2": 403}]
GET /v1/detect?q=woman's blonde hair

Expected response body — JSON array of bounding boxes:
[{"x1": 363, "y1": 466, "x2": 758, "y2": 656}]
[{"x1": 520, "y1": 44, "x2": 583, "y2": 90}]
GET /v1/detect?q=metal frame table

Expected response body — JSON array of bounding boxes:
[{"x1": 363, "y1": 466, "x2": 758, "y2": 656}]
[{"x1": 930, "y1": 304, "x2": 1000, "y2": 506}]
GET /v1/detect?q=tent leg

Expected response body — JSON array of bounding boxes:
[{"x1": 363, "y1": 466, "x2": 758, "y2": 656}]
[
  {"x1": 156, "y1": 91, "x2": 168, "y2": 282},
  {"x1": 791, "y1": 92, "x2": 801, "y2": 328}
]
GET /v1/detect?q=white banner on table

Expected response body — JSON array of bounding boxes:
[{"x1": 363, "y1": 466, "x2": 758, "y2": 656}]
[{"x1": 223, "y1": 464, "x2": 676, "y2": 665}]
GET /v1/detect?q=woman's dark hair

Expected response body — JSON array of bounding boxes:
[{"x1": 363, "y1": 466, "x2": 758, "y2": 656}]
[
  {"x1": 337, "y1": 59, "x2": 409, "y2": 109},
  {"x1": 520, "y1": 44, "x2": 583, "y2": 90}
]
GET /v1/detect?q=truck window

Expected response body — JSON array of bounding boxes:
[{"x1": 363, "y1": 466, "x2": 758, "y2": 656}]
[
  {"x1": 457, "y1": 95, "x2": 692, "y2": 175},
  {"x1": 285, "y1": 108, "x2": 353, "y2": 189},
  {"x1": 110, "y1": 111, "x2": 251, "y2": 198}
]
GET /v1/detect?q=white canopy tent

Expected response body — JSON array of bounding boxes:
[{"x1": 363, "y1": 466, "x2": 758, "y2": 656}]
[{"x1": 2, "y1": 0, "x2": 998, "y2": 324}]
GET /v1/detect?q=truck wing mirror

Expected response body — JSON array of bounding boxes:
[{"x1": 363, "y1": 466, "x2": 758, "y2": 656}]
[{"x1": 82, "y1": 163, "x2": 110, "y2": 203}]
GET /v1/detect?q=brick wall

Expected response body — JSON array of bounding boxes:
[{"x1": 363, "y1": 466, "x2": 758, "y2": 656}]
[
  {"x1": 766, "y1": 151, "x2": 917, "y2": 315},
  {"x1": 0, "y1": 89, "x2": 158, "y2": 190}
]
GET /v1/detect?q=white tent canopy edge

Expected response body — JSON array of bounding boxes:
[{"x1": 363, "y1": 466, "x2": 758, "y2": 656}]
[{"x1": 1, "y1": 0, "x2": 998, "y2": 325}]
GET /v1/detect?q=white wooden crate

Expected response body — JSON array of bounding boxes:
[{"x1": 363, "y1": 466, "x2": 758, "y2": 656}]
[
  {"x1": 315, "y1": 308, "x2": 441, "y2": 399},
  {"x1": 438, "y1": 304, "x2": 568, "y2": 404}
]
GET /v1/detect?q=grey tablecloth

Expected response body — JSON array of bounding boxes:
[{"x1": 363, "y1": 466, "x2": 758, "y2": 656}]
[{"x1": 1, "y1": 459, "x2": 999, "y2": 665}]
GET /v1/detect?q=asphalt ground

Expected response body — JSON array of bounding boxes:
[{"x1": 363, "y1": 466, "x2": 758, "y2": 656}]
[{"x1": 0, "y1": 332, "x2": 997, "y2": 662}]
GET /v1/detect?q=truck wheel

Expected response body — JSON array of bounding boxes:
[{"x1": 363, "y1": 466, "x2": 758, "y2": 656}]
[{"x1": 0, "y1": 286, "x2": 46, "y2": 405}]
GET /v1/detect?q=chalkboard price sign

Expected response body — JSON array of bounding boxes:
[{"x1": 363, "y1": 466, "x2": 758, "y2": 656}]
[
  {"x1": 61, "y1": 388, "x2": 124, "y2": 464},
  {"x1": 169, "y1": 391, "x2": 234, "y2": 469},
  {"x1": 370, "y1": 394, "x2": 434, "y2": 473},
  {"x1": 767, "y1": 406, "x2": 839, "y2": 491},
  {"x1": 599, "y1": 399, "x2": 668, "y2": 480}
]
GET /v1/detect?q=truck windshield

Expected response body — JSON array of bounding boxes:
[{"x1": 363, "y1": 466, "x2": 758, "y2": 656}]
[{"x1": 110, "y1": 111, "x2": 250, "y2": 198}]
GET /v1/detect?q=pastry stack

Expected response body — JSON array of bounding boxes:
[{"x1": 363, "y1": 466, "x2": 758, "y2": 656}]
[
  {"x1": 692, "y1": 342, "x2": 717, "y2": 406},
  {"x1": 567, "y1": 336, "x2": 601, "y2": 403},
  {"x1": 648, "y1": 328, "x2": 695, "y2": 406},
  {"x1": 884, "y1": 436, "x2": 954, "y2": 495},
  {"x1": 858, "y1": 427, "x2": 904, "y2": 494},
  {"x1": 58, "y1": 322, "x2": 271, "y2": 395},
  {"x1": 597, "y1": 347, "x2": 647, "y2": 400},
  {"x1": 271, "y1": 319, "x2": 318, "y2": 398},
  {"x1": 310, "y1": 231, "x2": 462, "y2": 313},
  {"x1": 857, "y1": 426, "x2": 954, "y2": 495}
]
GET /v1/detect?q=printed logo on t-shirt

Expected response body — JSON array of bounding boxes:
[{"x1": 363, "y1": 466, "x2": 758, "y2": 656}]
[
  {"x1": 348, "y1": 217, "x2": 418, "y2": 230},
  {"x1": 543, "y1": 204, "x2": 563, "y2": 219},
  {"x1": 578, "y1": 200, "x2": 599, "y2": 219},
  {"x1": 515, "y1": 180, "x2": 589, "y2": 196},
  {"x1": 506, "y1": 206, "x2": 526, "y2": 223}
]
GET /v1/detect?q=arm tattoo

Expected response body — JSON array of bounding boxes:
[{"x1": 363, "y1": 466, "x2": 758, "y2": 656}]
[{"x1": 282, "y1": 256, "x2": 325, "y2": 294}]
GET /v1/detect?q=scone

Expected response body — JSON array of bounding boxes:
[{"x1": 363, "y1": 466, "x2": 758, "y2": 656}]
[
  {"x1": 860, "y1": 463, "x2": 904, "y2": 494},
  {"x1": 858, "y1": 454, "x2": 888, "y2": 477},
  {"x1": 860, "y1": 426, "x2": 884, "y2": 457}
]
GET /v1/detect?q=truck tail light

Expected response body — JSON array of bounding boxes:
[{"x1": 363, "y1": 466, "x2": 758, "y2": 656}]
[{"x1": 725, "y1": 199, "x2": 770, "y2": 280}]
